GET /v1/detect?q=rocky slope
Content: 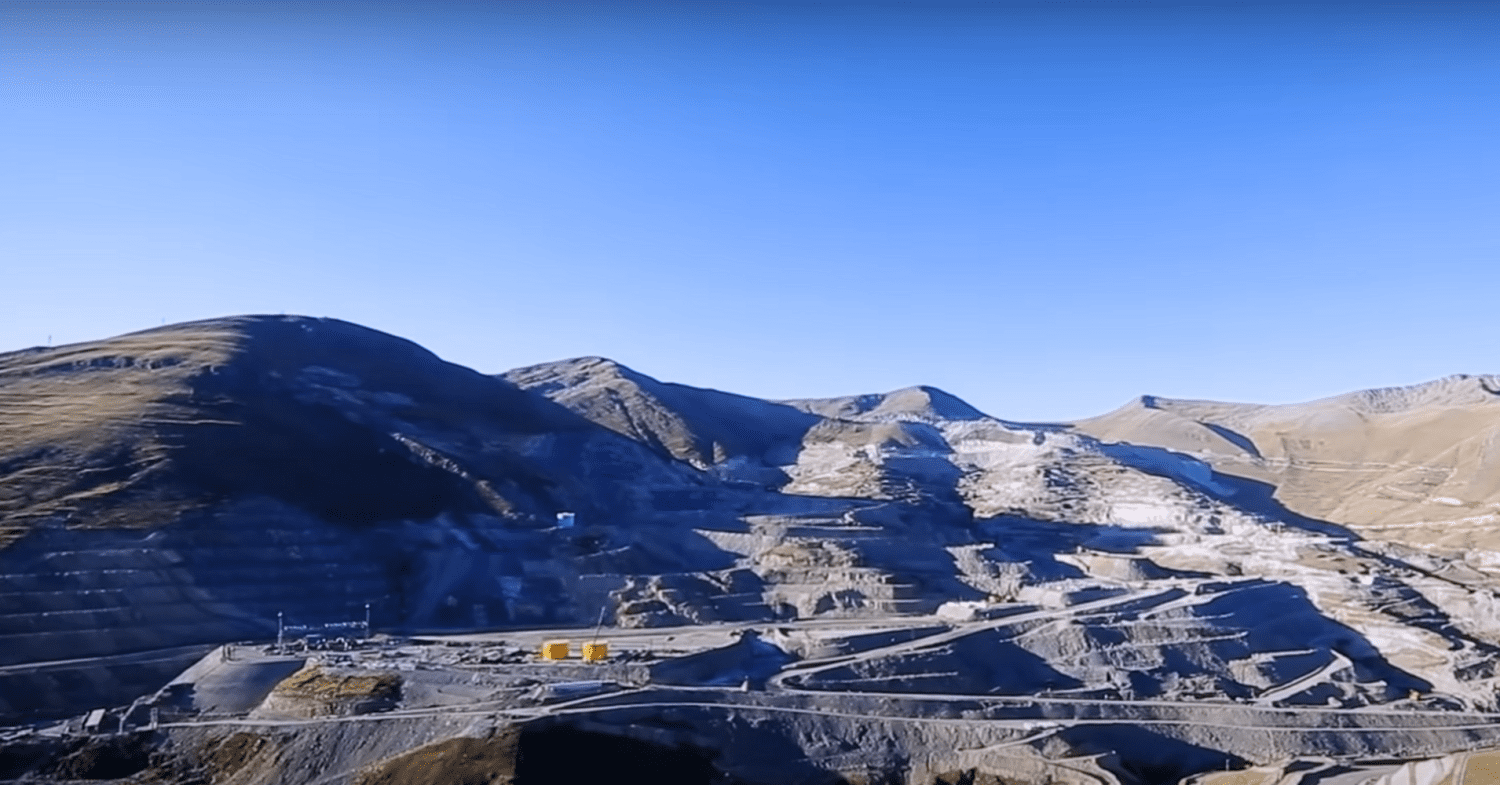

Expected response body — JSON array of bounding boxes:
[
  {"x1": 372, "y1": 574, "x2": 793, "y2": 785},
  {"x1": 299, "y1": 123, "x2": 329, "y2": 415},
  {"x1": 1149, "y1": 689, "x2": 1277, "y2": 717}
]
[{"x1": 502, "y1": 356, "x2": 1500, "y2": 706}]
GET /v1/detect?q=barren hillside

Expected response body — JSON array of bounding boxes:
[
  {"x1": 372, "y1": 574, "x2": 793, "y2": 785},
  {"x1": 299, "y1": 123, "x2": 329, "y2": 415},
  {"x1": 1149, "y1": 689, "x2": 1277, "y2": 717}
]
[{"x1": 1070, "y1": 376, "x2": 1500, "y2": 551}]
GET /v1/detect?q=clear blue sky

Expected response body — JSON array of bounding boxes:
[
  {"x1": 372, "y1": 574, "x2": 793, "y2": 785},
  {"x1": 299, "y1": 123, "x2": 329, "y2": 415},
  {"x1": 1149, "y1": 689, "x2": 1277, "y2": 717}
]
[{"x1": 3, "y1": 1, "x2": 1498, "y2": 421}]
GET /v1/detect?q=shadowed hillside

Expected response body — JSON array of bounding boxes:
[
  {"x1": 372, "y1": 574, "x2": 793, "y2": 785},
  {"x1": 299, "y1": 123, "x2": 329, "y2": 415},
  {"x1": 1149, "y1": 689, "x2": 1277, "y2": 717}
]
[{"x1": 0, "y1": 316, "x2": 715, "y2": 713}]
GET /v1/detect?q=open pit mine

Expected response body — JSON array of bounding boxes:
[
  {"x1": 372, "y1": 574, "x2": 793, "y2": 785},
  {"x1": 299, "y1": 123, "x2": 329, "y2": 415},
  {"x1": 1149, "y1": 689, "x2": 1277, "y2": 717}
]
[{"x1": 4, "y1": 315, "x2": 1500, "y2": 785}]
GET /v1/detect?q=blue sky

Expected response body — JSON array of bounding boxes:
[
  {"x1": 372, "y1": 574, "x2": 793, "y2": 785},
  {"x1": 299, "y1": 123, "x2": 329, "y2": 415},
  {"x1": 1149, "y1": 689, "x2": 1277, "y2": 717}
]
[{"x1": 3, "y1": 1, "x2": 1498, "y2": 421}]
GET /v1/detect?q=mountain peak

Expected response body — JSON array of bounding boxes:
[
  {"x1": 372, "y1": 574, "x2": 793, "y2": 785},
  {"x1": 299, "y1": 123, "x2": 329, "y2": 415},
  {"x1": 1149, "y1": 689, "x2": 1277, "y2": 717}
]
[
  {"x1": 780, "y1": 384, "x2": 987, "y2": 423},
  {"x1": 879, "y1": 385, "x2": 988, "y2": 421}
]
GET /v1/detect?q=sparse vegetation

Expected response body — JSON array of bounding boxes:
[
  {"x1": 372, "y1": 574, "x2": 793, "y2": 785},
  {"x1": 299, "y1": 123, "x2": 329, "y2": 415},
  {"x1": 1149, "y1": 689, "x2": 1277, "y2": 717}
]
[{"x1": 204, "y1": 731, "x2": 278, "y2": 782}]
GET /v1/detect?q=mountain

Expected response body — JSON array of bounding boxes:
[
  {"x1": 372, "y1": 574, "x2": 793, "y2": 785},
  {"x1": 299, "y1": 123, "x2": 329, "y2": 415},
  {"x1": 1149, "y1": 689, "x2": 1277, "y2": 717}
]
[
  {"x1": 1069, "y1": 375, "x2": 1500, "y2": 550},
  {"x1": 5, "y1": 315, "x2": 1500, "y2": 776},
  {"x1": 501, "y1": 355, "x2": 818, "y2": 474},
  {"x1": 781, "y1": 384, "x2": 990, "y2": 423},
  {"x1": 0, "y1": 316, "x2": 717, "y2": 713},
  {"x1": 500, "y1": 353, "x2": 1500, "y2": 716}
]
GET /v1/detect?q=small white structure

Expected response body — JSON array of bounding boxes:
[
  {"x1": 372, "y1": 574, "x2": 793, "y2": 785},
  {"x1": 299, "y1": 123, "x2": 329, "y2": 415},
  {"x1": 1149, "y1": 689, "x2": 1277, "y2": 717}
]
[
  {"x1": 556, "y1": 511, "x2": 576, "y2": 529},
  {"x1": 84, "y1": 709, "x2": 106, "y2": 733},
  {"x1": 936, "y1": 601, "x2": 985, "y2": 622}
]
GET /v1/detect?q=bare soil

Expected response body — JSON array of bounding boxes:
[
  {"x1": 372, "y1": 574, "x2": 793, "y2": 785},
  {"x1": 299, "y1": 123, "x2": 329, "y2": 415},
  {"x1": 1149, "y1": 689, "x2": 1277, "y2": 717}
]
[
  {"x1": 355, "y1": 729, "x2": 519, "y2": 785},
  {"x1": 204, "y1": 732, "x2": 278, "y2": 782}
]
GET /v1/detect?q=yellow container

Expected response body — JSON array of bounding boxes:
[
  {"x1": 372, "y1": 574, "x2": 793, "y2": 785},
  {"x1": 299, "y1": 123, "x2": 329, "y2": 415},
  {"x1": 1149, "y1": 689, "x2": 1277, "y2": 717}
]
[
  {"x1": 541, "y1": 640, "x2": 569, "y2": 660},
  {"x1": 582, "y1": 641, "x2": 608, "y2": 662}
]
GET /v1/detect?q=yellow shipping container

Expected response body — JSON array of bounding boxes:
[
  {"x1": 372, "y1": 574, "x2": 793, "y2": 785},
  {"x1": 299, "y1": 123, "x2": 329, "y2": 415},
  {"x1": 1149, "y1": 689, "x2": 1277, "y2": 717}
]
[
  {"x1": 582, "y1": 641, "x2": 608, "y2": 662},
  {"x1": 540, "y1": 640, "x2": 569, "y2": 660}
]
